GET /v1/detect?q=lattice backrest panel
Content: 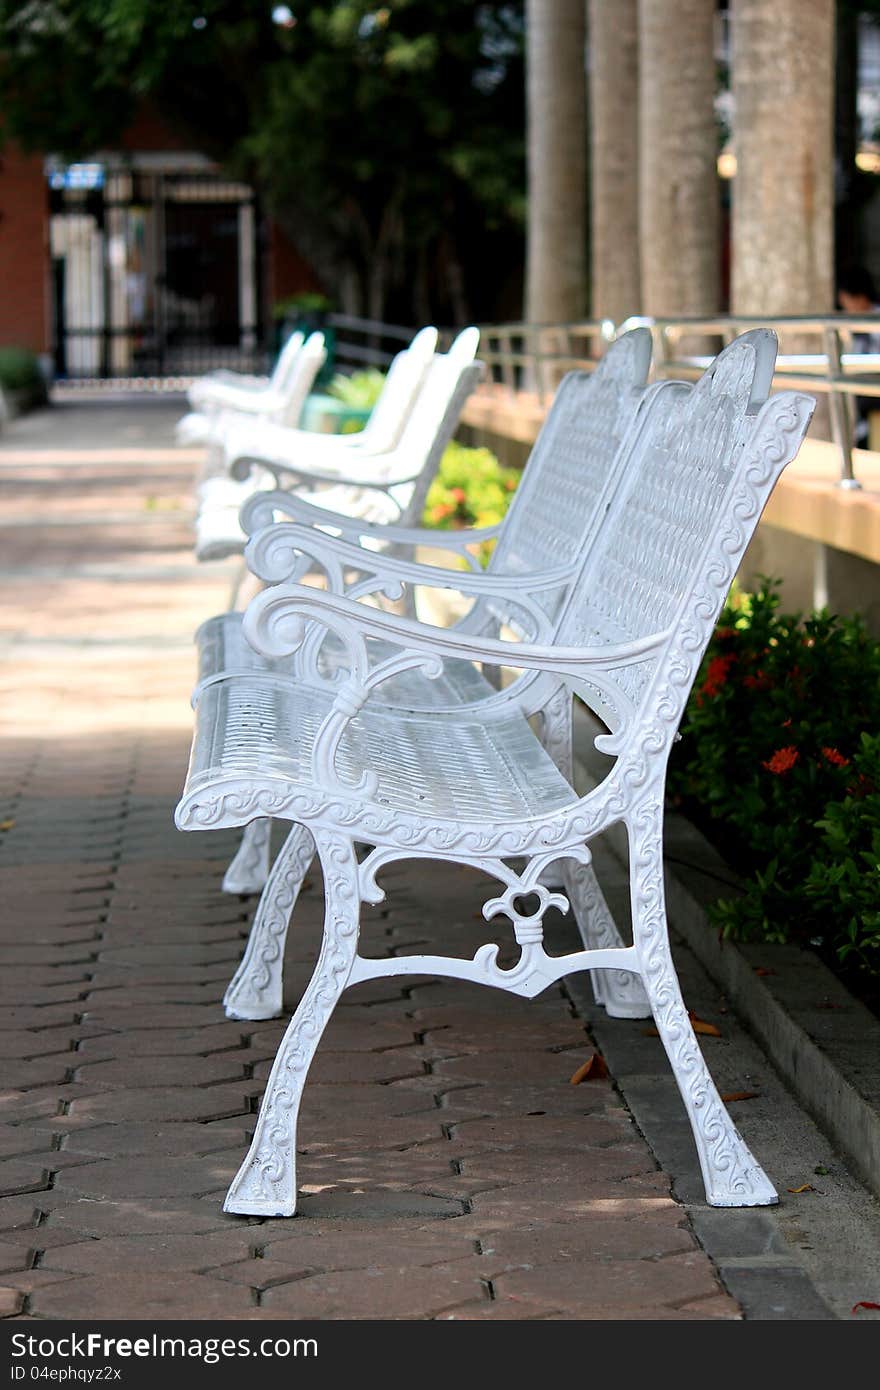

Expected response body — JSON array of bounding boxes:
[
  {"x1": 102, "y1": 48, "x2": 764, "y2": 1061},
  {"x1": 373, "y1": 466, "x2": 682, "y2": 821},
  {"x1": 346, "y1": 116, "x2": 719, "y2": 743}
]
[
  {"x1": 555, "y1": 331, "x2": 784, "y2": 728},
  {"x1": 489, "y1": 329, "x2": 653, "y2": 579}
]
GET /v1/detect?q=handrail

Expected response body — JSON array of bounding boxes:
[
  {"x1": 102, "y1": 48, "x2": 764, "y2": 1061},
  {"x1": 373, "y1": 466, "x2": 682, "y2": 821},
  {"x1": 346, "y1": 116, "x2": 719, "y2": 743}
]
[
  {"x1": 475, "y1": 319, "x2": 617, "y2": 404},
  {"x1": 477, "y1": 313, "x2": 880, "y2": 489}
]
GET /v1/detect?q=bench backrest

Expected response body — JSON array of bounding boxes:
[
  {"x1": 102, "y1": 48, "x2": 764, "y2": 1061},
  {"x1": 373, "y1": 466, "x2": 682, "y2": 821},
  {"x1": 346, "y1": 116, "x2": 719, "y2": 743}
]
[
  {"x1": 276, "y1": 332, "x2": 327, "y2": 427},
  {"x1": 355, "y1": 326, "x2": 439, "y2": 455},
  {"x1": 489, "y1": 329, "x2": 654, "y2": 579},
  {"x1": 269, "y1": 330, "x2": 305, "y2": 391},
  {"x1": 390, "y1": 327, "x2": 484, "y2": 525},
  {"x1": 553, "y1": 330, "x2": 813, "y2": 747}
]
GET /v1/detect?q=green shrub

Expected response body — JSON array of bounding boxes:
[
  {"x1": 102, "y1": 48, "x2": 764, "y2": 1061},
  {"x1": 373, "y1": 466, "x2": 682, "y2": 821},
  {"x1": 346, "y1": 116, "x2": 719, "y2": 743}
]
[
  {"x1": 0, "y1": 347, "x2": 45, "y2": 398},
  {"x1": 326, "y1": 368, "x2": 386, "y2": 411},
  {"x1": 272, "y1": 292, "x2": 333, "y2": 321},
  {"x1": 423, "y1": 440, "x2": 519, "y2": 530},
  {"x1": 668, "y1": 581, "x2": 880, "y2": 973}
]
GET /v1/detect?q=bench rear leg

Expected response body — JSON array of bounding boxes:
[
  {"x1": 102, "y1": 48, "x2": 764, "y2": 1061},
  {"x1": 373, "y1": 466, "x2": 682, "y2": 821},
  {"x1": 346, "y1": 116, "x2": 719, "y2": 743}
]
[
  {"x1": 223, "y1": 824, "x2": 315, "y2": 1021},
  {"x1": 224, "y1": 831, "x2": 360, "y2": 1216},
  {"x1": 222, "y1": 817, "x2": 272, "y2": 895},
  {"x1": 628, "y1": 800, "x2": 777, "y2": 1207},
  {"x1": 563, "y1": 857, "x2": 651, "y2": 1019},
  {"x1": 540, "y1": 690, "x2": 650, "y2": 1017}
]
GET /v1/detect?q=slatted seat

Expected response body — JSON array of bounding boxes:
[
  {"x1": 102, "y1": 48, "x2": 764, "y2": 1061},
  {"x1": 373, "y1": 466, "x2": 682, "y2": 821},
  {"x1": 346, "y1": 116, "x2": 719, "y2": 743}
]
[
  {"x1": 187, "y1": 677, "x2": 575, "y2": 824},
  {"x1": 176, "y1": 329, "x2": 814, "y2": 1218}
]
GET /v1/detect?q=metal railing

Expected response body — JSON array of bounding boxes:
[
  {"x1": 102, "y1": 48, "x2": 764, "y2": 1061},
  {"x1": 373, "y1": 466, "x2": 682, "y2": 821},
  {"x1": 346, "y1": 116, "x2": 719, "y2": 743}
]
[
  {"x1": 476, "y1": 319, "x2": 617, "y2": 401},
  {"x1": 328, "y1": 314, "x2": 417, "y2": 370},
  {"x1": 477, "y1": 313, "x2": 880, "y2": 489}
]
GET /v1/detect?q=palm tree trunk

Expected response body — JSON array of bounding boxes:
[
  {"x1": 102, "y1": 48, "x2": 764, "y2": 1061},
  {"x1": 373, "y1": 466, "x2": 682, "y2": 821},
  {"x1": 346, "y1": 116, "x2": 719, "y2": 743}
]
[
  {"x1": 589, "y1": 0, "x2": 640, "y2": 324},
  {"x1": 638, "y1": 0, "x2": 720, "y2": 335},
  {"x1": 525, "y1": 0, "x2": 588, "y2": 325},
  {"x1": 731, "y1": 0, "x2": 834, "y2": 316}
]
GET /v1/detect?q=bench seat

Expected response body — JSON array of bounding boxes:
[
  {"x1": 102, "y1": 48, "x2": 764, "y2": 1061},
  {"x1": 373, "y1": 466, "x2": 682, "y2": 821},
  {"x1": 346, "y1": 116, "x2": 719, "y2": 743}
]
[{"x1": 185, "y1": 673, "x2": 576, "y2": 827}]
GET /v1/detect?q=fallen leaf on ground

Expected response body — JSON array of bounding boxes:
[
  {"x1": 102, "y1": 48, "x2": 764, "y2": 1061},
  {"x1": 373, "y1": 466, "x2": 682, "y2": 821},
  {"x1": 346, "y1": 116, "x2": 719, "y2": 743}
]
[
  {"x1": 787, "y1": 1184, "x2": 815, "y2": 1194},
  {"x1": 0, "y1": 819, "x2": 15, "y2": 831},
  {"x1": 569, "y1": 1053, "x2": 608, "y2": 1085},
  {"x1": 851, "y1": 1302, "x2": 880, "y2": 1314},
  {"x1": 720, "y1": 1090, "x2": 760, "y2": 1102},
  {"x1": 688, "y1": 1012, "x2": 722, "y2": 1036}
]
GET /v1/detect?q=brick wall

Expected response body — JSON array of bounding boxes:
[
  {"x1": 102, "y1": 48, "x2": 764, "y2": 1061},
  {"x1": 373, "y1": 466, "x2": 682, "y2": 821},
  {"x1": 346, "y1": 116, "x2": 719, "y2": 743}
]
[{"x1": 0, "y1": 145, "x2": 49, "y2": 353}]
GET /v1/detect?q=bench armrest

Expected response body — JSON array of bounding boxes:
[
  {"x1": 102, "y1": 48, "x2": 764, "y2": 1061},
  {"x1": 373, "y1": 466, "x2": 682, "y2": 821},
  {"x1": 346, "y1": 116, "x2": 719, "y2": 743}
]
[
  {"x1": 244, "y1": 522, "x2": 574, "y2": 641},
  {"x1": 240, "y1": 584, "x2": 671, "y2": 797},
  {"x1": 239, "y1": 488, "x2": 502, "y2": 558}
]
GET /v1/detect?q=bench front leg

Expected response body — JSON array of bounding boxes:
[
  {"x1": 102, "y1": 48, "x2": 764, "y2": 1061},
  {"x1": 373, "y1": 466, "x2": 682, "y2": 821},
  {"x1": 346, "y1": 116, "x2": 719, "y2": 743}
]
[
  {"x1": 224, "y1": 824, "x2": 316, "y2": 1021},
  {"x1": 628, "y1": 796, "x2": 777, "y2": 1207},
  {"x1": 224, "y1": 831, "x2": 360, "y2": 1217}
]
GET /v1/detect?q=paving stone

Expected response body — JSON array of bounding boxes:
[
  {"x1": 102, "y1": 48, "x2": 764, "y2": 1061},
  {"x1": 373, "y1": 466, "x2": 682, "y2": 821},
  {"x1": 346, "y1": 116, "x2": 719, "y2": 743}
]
[
  {"x1": 41, "y1": 1229, "x2": 261, "y2": 1274},
  {"x1": 72, "y1": 1055, "x2": 248, "y2": 1087},
  {"x1": 437, "y1": 1298, "x2": 556, "y2": 1320},
  {"x1": 251, "y1": 1019, "x2": 418, "y2": 1053},
  {"x1": 253, "y1": 1050, "x2": 426, "y2": 1086},
  {"x1": 454, "y1": 1146, "x2": 659, "y2": 1186},
  {"x1": 449, "y1": 1114, "x2": 634, "y2": 1149},
  {"x1": 260, "y1": 1263, "x2": 486, "y2": 1318},
  {"x1": 62, "y1": 1122, "x2": 249, "y2": 1159},
  {"x1": 39, "y1": 1197, "x2": 243, "y2": 1236},
  {"x1": 66, "y1": 1084, "x2": 254, "y2": 1123},
  {"x1": 52, "y1": 1152, "x2": 240, "y2": 1200},
  {"x1": 0, "y1": 1161, "x2": 54, "y2": 1198},
  {"x1": 475, "y1": 1212, "x2": 695, "y2": 1268},
  {"x1": 74, "y1": 1024, "x2": 246, "y2": 1057},
  {"x1": 294, "y1": 1191, "x2": 467, "y2": 1221},
  {"x1": 494, "y1": 1251, "x2": 726, "y2": 1314},
  {"x1": 32, "y1": 1272, "x2": 255, "y2": 1319},
  {"x1": 0, "y1": 1286, "x2": 24, "y2": 1317}
]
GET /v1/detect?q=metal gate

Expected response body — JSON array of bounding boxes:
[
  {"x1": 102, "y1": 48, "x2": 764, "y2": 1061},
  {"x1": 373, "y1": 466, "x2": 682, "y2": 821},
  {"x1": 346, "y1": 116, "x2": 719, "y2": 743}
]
[{"x1": 49, "y1": 162, "x2": 264, "y2": 381}]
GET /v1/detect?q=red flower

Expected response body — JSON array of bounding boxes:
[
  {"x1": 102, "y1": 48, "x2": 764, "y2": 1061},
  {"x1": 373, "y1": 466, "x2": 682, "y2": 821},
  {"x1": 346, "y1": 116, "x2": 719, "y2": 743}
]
[
  {"x1": 701, "y1": 654, "x2": 736, "y2": 698},
  {"x1": 743, "y1": 668, "x2": 771, "y2": 691},
  {"x1": 821, "y1": 746, "x2": 850, "y2": 768},
  {"x1": 449, "y1": 487, "x2": 467, "y2": 503},
  {"x1": 763, "y1": 746, "x2": 800, "y2": 775}
]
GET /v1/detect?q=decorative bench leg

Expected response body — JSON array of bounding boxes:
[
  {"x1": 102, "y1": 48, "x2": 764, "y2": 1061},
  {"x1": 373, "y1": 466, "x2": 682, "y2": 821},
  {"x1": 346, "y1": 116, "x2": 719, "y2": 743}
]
[
  {"x1": 224, "y1": 831, "x2": 360, "y2": 1216},
  {"x1": 223, "y1": 824, "x2": 316, "y2": 1021},
  {"x1": 222, "y1": 817, "x2": 272, "y2": 895},
  {"x1": 563, "y1": 858, "x2": 651, "y2": 1019},
  {"x1": 628, "y1": 799, "x2": 777, "y2": 1207}
]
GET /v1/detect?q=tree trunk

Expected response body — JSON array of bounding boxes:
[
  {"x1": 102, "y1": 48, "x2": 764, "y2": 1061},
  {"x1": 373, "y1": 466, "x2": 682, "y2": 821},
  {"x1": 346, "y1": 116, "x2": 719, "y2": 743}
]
[
  {"x1": 835, "y1": 3, "x2": 860, "y2": 275},
  {"x1": 525, "y1": 0, "x2": 587, "y2": 324},
  {"x1": 731, "y1": 0, "x2": 834, "y2": 316},
  {"x1": 589, "y1": 0, "x2": 640, "y2": 323},
  {"x1": 638, "y1": 0, "x2": 720, "y2": 325}
]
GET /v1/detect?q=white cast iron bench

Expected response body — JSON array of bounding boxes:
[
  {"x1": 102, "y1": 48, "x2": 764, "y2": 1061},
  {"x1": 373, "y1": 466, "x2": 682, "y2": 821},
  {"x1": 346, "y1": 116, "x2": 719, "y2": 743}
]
[
  {"x1": 191, "y1": 326, "x2": 438, "y2": 561},
  {"x1": 176, "y1": 330, "x2": 814, "y2": 1215},
  {"x1": 177, "y1": 330, "x2": 327, "y2": 447},
  {"x1": 193, "y1": 327, "x2": 482, "y2": 563},
  {"x1": 186, "y1": 329, "x2": 305, "y2": 411},
  {"x1": 194, "y1": 328, "x2": 658, "y2": 1026}
]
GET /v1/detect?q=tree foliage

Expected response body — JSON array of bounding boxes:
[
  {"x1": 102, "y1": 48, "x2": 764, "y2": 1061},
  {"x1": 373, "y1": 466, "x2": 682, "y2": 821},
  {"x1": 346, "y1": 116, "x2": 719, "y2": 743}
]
[{"x1": 0, "y1": 1, "x2": 525, "y2": 321}]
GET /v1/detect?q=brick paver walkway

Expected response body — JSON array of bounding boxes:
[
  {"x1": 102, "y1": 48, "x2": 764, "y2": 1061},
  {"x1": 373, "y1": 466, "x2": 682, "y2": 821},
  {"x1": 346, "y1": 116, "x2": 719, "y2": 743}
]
[{"x1": 0, "y1": 398, "x2": 741, "y2": 1321}]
